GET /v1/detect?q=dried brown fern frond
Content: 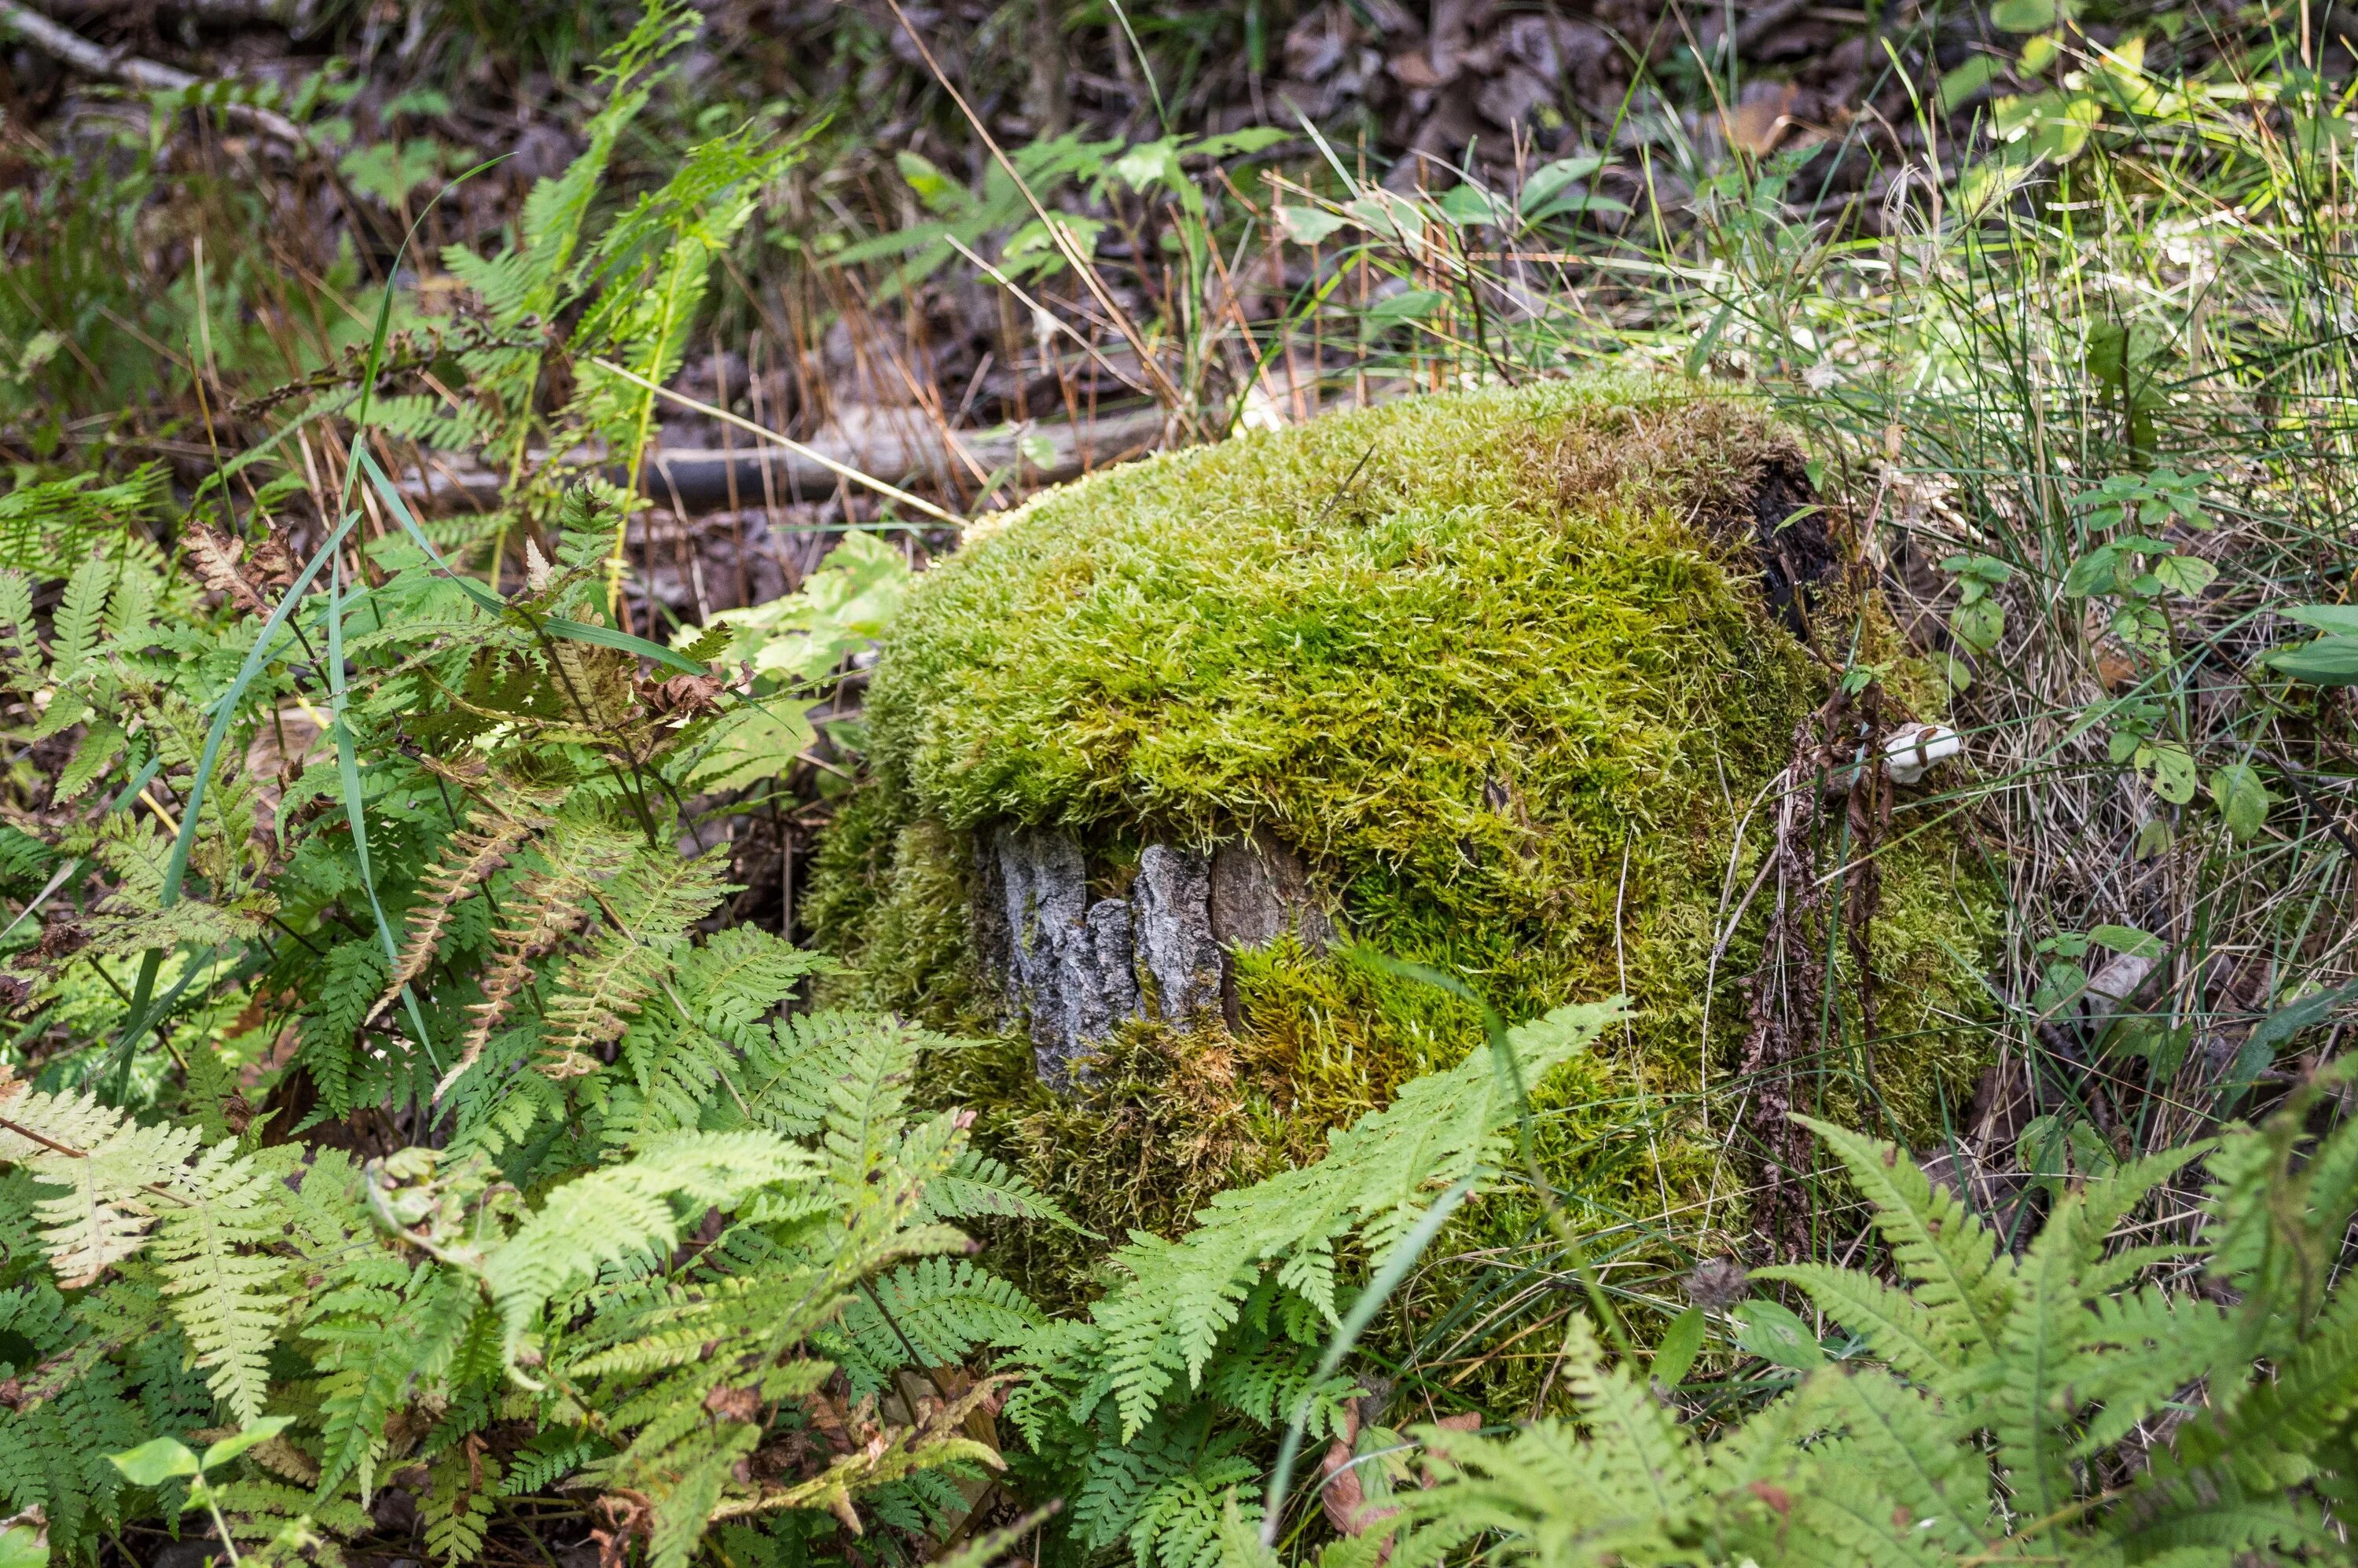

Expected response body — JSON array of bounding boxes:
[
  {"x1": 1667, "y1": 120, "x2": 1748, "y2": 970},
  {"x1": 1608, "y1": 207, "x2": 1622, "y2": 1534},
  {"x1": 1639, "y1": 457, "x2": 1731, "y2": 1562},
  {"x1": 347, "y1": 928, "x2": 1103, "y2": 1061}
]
[
  {"x1": 369, "y1": 809, "x2": 544, "y2": 1026},
  {"x1": 434, "y1": 820, "x2": 637, "y2": 1102}
]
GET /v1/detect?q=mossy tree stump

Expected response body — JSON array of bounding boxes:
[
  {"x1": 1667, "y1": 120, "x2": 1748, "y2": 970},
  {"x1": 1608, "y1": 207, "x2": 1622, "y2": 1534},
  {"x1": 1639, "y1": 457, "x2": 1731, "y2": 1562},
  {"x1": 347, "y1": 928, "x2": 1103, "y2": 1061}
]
[{"x1": 810, "y1": 381, "x2": 1996, "y2": 1242}]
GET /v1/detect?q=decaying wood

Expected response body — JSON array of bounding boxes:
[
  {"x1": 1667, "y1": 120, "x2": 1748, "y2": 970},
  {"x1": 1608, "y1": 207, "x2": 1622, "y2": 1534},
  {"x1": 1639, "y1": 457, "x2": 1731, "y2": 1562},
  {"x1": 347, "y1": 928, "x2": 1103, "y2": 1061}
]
[
  {"x1": 0, "y1": 0, "x2": 305, "y2": 143},
  {"x1": 406, "y1": 405, "x2": 1171, "y2": 517}
]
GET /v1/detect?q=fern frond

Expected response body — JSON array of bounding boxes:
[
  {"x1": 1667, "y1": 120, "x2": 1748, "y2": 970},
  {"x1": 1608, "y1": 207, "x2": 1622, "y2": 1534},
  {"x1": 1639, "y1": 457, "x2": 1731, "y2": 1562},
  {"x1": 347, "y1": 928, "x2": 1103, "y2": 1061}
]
[
  {"x1": 1130, "y1": 1453, "x2": 1261, "y2": 1568},
  {"x1": 1793, "y1": 1116, "x2": 2015, "y2": 1359},
  {"x1": 149, "y1": 1140, "x2": 290, "y2": 1424},
  {"x1": 1750, "y1": 1263, "x2": 1966, "y2": 1389},
  {"x1": 541, "y1": 848, "x2": 729, "y2": 1063},
  {"x1": 678, "y1": 926, "x2": 826, "y2": 1044},
  {"x1": 2072, "y1": 1286, "x2": 2231, "y2": 1456},
  {"x1": 1050, "y1": 1002, "x2": 1617, "y2": 1441},
  {"x1": 442, "y1": 869, "x2": 593, "y2": 1098},
  {"x1": 1987, "y1": 1181, "x2": 2092, "y2": 1522},
  {"x1": 479, "y1": 1129, "x2": 817, "y2": 1359},
  {"x1": 922, "y1": 1149, "x2": 1083, "y2": 1232},
  {"x1": 1, "y1": 1082, "x2": 197, "y2": 1286},
  {"x1": 1554, "y1": 1312, "x2": 1699, "y2": 1521},
  {"x1": 372, "y1": 810, "x2": 538, "y2": 1023},
  {"x1": 48, "y1": 553, "x2": 112, "y2": 686},
  {"x1": 852, "y1": 1258, "x2": 1040, "y2": 1368},
  {"x1": 1787, "y1": 1368, "x2": 1985, "y2": 1555}
]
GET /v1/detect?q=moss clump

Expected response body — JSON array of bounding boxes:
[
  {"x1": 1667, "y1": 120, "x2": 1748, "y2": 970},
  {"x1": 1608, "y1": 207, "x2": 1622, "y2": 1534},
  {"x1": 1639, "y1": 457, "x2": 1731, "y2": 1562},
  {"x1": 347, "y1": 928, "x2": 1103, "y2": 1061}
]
[{"x1": 815, "y1": 380, "x2": 1997, "y2": 1250}]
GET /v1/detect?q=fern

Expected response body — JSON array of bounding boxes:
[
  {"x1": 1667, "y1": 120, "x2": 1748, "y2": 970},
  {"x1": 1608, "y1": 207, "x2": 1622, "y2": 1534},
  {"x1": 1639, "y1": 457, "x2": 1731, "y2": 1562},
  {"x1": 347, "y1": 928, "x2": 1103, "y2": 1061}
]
[
  {"x1": 850, "y1": 1258, "x2": 1041, "y2": 1368},
  {"x1": 1287, "y1": 1092, "x2": 2358, "y2": 1568},
  {"x1": 148, "y1": 1140, "x2": 292, "y2": 1423},
  {"x1": 1790, "y1": 1116, "x2": 2015, "y2": 1363},
  {"x1": 373, "y1": 806, "x2": 538, "y2": 1022},
  {"x1": 539, "y1": 848, "x2": 731, "y2": 1062},
  {"x1": 0, "y1": 1070, "x2": 292, "y2": 1421},
  {"x1": 477, "y1": 1129, "x2": 817, "y2": 1359},
  {"x1": 1027, "y1": 1001, "x2": 1618, "y2": 1441}
]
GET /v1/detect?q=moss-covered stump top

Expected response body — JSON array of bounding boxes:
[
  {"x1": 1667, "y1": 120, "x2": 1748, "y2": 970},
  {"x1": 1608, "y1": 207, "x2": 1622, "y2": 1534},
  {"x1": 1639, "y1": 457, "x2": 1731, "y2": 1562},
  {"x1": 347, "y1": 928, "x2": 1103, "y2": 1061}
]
[{"x1": 825, "y1": 380, "x2": 1993, "y2": 1236}]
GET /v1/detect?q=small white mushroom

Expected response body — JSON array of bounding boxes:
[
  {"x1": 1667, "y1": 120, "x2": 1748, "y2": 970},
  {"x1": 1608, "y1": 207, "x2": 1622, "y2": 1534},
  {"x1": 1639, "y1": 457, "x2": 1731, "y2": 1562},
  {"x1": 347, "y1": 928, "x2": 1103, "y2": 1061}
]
[{"x1": 1882, "y1": 722, "x2": 1963, "y2": 785}]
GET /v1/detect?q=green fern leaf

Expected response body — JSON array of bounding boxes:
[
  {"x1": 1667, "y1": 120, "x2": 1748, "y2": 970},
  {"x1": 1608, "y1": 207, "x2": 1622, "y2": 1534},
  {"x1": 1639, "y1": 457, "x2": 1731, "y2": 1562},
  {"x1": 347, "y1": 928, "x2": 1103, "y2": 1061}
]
[
  {"x1": 1050, "y1": 1001, "x2": 1617, "y2": 1441},
  {"x1": 1554, "y1": 1312, "x2": 1699, "y2": 1521},
  {"x1": 1750, "y1": 1263, "x2": 1966, "y2": 1390},
  {"x1": 854, "y1": 1257, "x2": 1040, "y2": 1367},
  {"x1": 479, "y1": 1129, "x2": 817, "y2": 1360},
  {"x1": 922, "y1": 1149, "x2": 1083, "y2": 1232},
  {"x1": 150, "y1": 1141, "x2": 293, "y2": 1423},
  {"x1": 1793, "y1": 1116, "x2": 2015, "y2": 1359}
]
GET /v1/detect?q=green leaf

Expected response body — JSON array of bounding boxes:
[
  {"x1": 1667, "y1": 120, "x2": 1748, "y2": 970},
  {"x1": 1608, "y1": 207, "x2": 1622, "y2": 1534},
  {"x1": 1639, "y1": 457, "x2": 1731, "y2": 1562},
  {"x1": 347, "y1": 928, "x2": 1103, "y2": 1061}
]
[
  {"x1": 1434, "y1": 184, "x2": 1506, "y2": 228},
  {"x1": 1276, "y1": 205, "x2": 1348, "y2": 245},
  {"x1": 1519, "y1": 156, "x2": 1604, "y2": 215},
  {"x1": 2062, "y1": 543, "x2": 2122, "y2": 597},
  {"x1": 686, "y1": 700, "x2": 818, "y2": 795},
  {"x1": 2091, "y1": 924, "x2": 2162, "y2": 959},
  {"x1": 2033, "y1": 960, "x2": 2090, "y2": 1015},
  {"x1": 2147, "y1": 740, "x2": 2198, "y2": 804},
  {"x1": 1939, "y1": 54, "x2": 2007, "y2": 109},
  {"x1": 1952, "y1": 597, "x2": 2004, "y2": 653},
  {"x1": 339, "y1": 138, "x2": 446, "y2": 207},
  {"x1": 2215, "y1": 979, "x2": 2358, "y2": 1116},
  {"x1": 2266, "y1": 634, "x2": 2358, "y2": 685},
  {"x1": 2283, "y1": 603, "x2": 2358, "y2": 637},
  {"x1": 202, "y1": 1416, "x2": 299, "y2": 1471},
  {"x1": 1990, "y1": 0, "x2": 2061, "y2": 30},
  {"x1": 2209, "y1": 763, "x2": 2271, "y2": 842},
  {"x1": 1738, "y1": 1299, "x2": 1824, "y2": 1370},
  {"x1": 1653, "y1": 1305, "x2": 1706, "y2": 1388},
  {"x1": 1366, "y1": 289, "x2": 1445, "y2": 326},
  {"x1": 2150, "y1": 554, "x2": 2217, "y2": 598},
  {"x1": 110, "y1": 1437, "x2": 202, "y2": 1486},
  {"x1": 894, "y1": 151, "x2": 966, "y2": 214},
  {"x1": 0, "y1": 1522, "x2": 44, "y2": 1568},
  {"x1": 1941, "y1": 552, "x2": 2013, "y2": 586}
]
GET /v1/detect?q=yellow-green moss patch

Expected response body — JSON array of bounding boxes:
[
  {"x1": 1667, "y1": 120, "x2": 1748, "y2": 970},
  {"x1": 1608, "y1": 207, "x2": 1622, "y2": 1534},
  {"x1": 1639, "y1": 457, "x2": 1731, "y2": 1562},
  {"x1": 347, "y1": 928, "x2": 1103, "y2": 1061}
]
[{"x1": 816, "y1": 379, "x2": 1998, "y2": 1252}]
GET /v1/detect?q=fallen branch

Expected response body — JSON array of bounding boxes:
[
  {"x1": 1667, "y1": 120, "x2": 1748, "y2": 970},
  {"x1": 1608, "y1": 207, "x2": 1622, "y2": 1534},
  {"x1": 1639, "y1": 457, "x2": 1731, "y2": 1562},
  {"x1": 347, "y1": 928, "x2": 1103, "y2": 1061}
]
[
  {"x1": 406, "y1": 404, "x2": 1174, "y2": 519},
  {"x1": 0, "y1": 0, "x2": 304, "y2": 145}
]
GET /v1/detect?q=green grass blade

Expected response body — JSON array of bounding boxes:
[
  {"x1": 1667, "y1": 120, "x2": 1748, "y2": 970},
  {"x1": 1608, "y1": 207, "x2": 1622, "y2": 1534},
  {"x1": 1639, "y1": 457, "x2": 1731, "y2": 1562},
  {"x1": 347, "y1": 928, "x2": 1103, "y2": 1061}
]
[
  {"x1": 324, "y1": 548, "x2": 442, "y2": 1076},
  {"x1": 356, "y1": 450, "x2": 708, "y2": 674}
]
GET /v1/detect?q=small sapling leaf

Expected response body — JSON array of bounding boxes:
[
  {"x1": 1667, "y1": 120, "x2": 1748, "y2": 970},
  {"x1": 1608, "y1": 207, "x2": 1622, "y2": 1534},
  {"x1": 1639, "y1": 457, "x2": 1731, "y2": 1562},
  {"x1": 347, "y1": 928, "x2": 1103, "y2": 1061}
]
[
  {"x1": 2209, "y1": 763, "x2": 2271, "y2": 842},
  {"x1": 2147, "y1": 740, "x2": 2198, "y2": 804},
  {"x1": 2089, "y1": 924, "x2": 2162, "y2": 959},
  {"x1": 1654, "y1": 1305, "x2": 1706, "y2": 1388},
  {"x1": 108, "y1": 1438, "x2": 200, "y2": 1487},
  {"x1": 1737, "y1": 1299, "x2": 1825, "y2": 1370},
  {"x1": 201, "y1": 1416, "x2": 297, "y2": 1473},
  {"x1": 1953, "y1": 598, "x2": 2004, "y2": 652},
  {"x1": 2150, "y1": 555, "x2": 2216, "y2": 598}
]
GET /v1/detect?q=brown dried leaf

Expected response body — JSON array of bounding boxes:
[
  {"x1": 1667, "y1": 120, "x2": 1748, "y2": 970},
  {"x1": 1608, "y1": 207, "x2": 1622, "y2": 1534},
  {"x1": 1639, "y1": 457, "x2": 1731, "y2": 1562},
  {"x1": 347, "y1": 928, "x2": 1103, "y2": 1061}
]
[{"x1": 182, "y1": 525, "x2": 272, "y2": 618}]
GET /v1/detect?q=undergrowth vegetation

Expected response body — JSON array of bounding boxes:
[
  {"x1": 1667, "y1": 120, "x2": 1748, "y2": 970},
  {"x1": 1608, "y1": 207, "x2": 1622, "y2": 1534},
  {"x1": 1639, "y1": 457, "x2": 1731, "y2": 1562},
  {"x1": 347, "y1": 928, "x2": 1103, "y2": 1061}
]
[
  {"x1": 0, "y1": 2, "x2": 2354, "y2": 1567},
  {"x1": 832, "y1": 379, "x2": 2000, "y2": 1266}
]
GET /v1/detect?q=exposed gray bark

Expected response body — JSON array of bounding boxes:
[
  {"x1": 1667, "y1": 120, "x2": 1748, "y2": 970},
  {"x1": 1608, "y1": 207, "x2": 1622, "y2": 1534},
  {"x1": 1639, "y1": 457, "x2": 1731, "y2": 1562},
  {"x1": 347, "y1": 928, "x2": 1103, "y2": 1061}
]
[
  {"x1": 1133, "y1": 845, "x2": 1225, "y2": 1026},
  {"x1": 975, "y1": 825, "x2": 1338, "y2": 1087},
  {"x1": 989, "y1": 826, "x2": 1146, "y2": 1086}
]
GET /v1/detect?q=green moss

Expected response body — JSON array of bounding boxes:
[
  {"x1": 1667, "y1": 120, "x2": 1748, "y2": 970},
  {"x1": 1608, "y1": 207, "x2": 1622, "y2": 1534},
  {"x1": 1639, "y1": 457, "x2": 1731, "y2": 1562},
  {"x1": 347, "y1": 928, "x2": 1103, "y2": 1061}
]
[{"x1": 825, "y1": 379, "x2": 1999, "y2": 1251}]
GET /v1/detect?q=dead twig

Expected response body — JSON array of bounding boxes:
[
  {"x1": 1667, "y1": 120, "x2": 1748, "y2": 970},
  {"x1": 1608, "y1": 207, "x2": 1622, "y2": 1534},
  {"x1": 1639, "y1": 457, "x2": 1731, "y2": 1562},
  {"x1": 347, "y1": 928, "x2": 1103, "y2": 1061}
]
[{"x1": 0, "y1": 0, "x2": 305, "y2": 145}]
